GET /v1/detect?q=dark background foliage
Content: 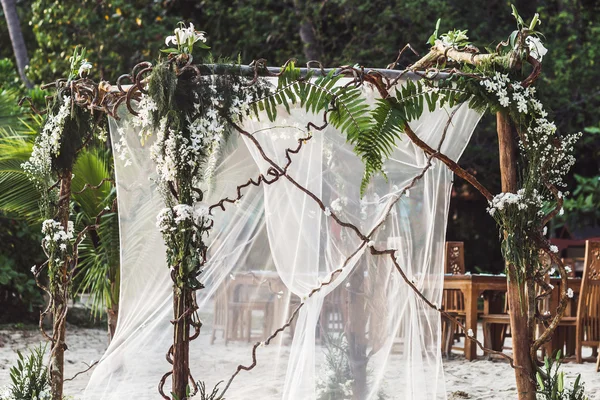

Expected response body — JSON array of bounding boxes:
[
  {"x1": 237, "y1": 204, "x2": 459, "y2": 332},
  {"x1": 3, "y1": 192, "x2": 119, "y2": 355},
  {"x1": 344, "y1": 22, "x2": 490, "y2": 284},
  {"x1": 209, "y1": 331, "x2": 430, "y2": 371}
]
[{"x1": 0, "y1": 0, "x2": 598, "y2": 317}]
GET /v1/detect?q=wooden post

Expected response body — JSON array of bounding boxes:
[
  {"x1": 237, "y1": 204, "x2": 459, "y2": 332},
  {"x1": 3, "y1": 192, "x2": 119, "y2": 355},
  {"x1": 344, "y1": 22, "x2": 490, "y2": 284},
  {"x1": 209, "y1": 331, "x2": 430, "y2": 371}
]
[
  {"x1": 172, "y1": 287, "x2": 192, "y2": 399},
  {"x1": 497, "y1": 112, "x2": 536, "y2": 400},
  {"x1": 49, "y1": 173, "x2": 71, "y2": 400}
]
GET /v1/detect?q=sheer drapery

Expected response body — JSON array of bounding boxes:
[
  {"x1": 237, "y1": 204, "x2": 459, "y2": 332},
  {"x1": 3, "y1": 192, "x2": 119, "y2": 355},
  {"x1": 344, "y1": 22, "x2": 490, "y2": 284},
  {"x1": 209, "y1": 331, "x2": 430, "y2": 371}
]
[{"x1": 84, "y1": 77, "x2": 482, "y2": 399}]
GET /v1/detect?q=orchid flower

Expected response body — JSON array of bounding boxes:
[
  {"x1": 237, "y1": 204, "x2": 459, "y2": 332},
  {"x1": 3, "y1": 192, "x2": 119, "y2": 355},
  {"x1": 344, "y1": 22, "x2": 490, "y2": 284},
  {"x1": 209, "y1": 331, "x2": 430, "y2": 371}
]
[
  {"x1": 163, "y1": 22, "x2": 209, "y2": 56},
  {"x1": 78, "y1": 60, "x2": 93, "y2": 77}
]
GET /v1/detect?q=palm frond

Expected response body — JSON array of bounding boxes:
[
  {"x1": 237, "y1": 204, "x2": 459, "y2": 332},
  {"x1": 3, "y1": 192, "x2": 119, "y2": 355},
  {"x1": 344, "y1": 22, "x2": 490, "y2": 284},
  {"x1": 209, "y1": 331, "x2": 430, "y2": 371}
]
[
  {"x1": 0, "y1": 127, "x2": 42, "y2": 221},
  {"x1": 72, "y1": 148, "x2": 113, "y2": 217}
]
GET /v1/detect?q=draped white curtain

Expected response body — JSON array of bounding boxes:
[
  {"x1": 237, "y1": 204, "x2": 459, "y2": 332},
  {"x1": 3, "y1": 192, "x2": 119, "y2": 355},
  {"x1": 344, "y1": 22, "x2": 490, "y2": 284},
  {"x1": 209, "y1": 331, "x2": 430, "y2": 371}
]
[{"x1": 84, "y1": 77, "x2": 482, "y2": 400}]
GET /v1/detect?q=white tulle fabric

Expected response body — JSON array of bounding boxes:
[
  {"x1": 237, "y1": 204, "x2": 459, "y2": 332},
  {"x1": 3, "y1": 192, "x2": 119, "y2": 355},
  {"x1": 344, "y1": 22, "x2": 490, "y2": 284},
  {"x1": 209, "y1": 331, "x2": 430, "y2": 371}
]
[{"x1": 84, "y1": 77, "x2": 482, "y2": 399}]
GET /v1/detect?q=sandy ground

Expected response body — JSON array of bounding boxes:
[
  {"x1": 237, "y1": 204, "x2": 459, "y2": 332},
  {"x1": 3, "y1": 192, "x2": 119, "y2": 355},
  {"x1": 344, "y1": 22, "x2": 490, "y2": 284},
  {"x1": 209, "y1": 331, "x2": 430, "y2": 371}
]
[{"x1": 1, "y1": 326, "x2": 599, "y2": 399}]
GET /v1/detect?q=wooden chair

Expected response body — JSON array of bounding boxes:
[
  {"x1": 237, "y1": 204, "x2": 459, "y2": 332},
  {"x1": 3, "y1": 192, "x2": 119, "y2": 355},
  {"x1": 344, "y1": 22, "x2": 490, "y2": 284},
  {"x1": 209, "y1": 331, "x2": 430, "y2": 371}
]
[
  {"x1": 211, "y1": 279, "x2": 233, "y2": 345},
  {"x1": 211, "y1": 278, "x2": 275, "y2": 344},
  {"x1": 441, "y1": 241, "x2": 466, "y2": 356},
  {"x1": 558, "y1": 240, "x2": 600, "y2": 364},
  {"x1": 319, "y1": 285, "x2": 347, "y2": 336},
  {"x1": 480, "y1": 296, "x2": 510, "y2": 357}
]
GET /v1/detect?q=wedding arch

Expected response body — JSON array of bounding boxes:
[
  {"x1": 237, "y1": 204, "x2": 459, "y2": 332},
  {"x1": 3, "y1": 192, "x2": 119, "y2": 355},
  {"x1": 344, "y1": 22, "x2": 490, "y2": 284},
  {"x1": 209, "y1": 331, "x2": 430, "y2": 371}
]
[{"x1": 21, "y1": 10, "x2": 581, "y2": 400}]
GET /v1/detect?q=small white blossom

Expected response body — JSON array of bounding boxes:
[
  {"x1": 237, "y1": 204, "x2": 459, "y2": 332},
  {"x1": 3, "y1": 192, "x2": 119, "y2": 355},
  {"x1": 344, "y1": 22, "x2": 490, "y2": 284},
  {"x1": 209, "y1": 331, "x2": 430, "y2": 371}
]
[
  {"x1": 323, "y1": 207, "x2": 331, "y2": 217},
  {"x1": 78, "y1": 60, "x2": 93, "y2": 77},
  {"x1": 549, "y1": 245, "x2": 559, "y2": 254},
  {"x1": 567, "y1": 288, "x2": 574, "y2": 298},
  {"x1": 565, "y1": 266, "x2": 572, "y2": 274},
  {"x1": 467, "y1": 329, "x2": 474, "y2": 337}
]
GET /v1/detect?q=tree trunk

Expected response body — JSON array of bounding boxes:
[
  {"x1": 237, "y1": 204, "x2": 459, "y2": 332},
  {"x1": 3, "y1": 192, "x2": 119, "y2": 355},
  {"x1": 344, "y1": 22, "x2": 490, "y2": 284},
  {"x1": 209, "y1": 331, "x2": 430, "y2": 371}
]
[
  {"x1": 497, "y1": 112, "x2": 536, "y2": 400},
  {"x1": 293, "y1": 0, "x2": 321, "y2": 61},
  {"x1": 49, "y1": 173, "x2": 72, "y2": 400},
  {"x1": 0, "y1": 0, "x2": 33, "y2": 88},
  {"x1": 107, "y1": 301, "x2": 118, "y2": 342},
  {"x1": 107, "y1": 267, "x2": 120, "y2": 342},
  {"x1": 347, "y1": 266, "x2": 368, "y2": 400},
  {"x1": 172, "y1": 286, "x2": 192, "y2": 399}
]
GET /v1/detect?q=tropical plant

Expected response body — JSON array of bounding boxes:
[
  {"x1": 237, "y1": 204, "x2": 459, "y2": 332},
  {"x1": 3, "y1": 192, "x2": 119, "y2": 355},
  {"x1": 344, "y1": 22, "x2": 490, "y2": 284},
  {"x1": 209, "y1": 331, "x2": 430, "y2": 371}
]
[
  {"x1": 0, "y1": 344, "x2": 50, "y2": 400},
  {"x1": 536, "y1": 352, "x2": 587, "y2": 400},
  {"x1": 0, "y1": 111, "x2": 120, "y2": 336}
]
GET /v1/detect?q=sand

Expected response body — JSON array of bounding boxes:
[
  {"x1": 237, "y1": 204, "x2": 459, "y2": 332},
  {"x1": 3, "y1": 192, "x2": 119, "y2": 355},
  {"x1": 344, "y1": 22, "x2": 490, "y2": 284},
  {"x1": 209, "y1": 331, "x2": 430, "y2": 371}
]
[{"x1": 1, "y1": 327, "x2": 598, "y2": 399}]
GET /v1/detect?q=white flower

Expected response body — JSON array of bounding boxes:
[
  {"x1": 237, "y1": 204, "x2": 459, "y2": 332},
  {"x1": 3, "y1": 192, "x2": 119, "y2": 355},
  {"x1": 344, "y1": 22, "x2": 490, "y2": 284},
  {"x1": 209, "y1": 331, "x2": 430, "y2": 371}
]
[
  {"x1": 567, "y1": 288, "x2": 574, "y2": 298},
  {"x1": 543, "y1": 226, "x2": 548, "y2": 235},
  {"x1": 60, "y1": 243, "x2": 67, "y2": 251},
  {"x1": 565, "y1": 265, "x2": 572, "y2": 274},
  {"x1": 78, "y1": 60, "x2": 92, "y2": 77},
  {"x1": 323, "y1": 207, "x2": 331, "y2": 217},
  {"x1": 549, "y1": 268, "x2": 555, "y2": 276},
  {"x1": 549, "y1": 245, "x2": 559, "y2": 254},
  {"x1": 367, "y1": 240, "x2": 375, "y2": 248},
  {"x1": 467, "y1": 329, "x2": 474, "y2": 337},
  {"x1": 330, "y1": 198, "x2": 343, "y2": 213},
  {"x1": 229, "y1": 273, "x2": 236, "y2": 281},
  {"x1": 526, "y1": 36, "x2": 548, "y2": 62},
  {"x1": 165, "y1": 23, "x2": 207, "y2": 48},
  {"x1": 173, "y1": 204, "x2": 194, "y2": 224},
  {"x1": 543, "y1": 310, "x2": 551, "y2": 317},
  {"x1": 31, "y1": 265, "x2": 37, "y2": 274}
]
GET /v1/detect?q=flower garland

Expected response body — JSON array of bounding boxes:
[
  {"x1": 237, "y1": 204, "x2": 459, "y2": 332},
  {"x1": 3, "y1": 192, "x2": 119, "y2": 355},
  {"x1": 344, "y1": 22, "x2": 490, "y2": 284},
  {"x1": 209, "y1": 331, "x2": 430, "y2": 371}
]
[
  {"x1": 480, "y1": 71, "x2": 581, "y2": 277},
  {"x1": 22, "y1": 95, "x2": 71, "y2": 189}
]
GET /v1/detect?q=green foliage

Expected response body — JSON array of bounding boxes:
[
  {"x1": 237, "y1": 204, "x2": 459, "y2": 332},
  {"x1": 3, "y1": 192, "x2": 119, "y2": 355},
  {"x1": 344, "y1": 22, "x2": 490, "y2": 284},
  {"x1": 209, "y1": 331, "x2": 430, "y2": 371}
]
[
  {"x1": 316, "y1": 334, "x2": 354, "y2": 400},
  {"x1": 0, "y1": 116, "x2": 44, "y2": 222},
  {"x1": 555, "y1": 173, "x2": 600, "y2": 231},
  {"x1": 0, "y1": 59, "x2": 22, "y2": 91},
  {"x1": 439, "y1": 29, "x2": 471, "y2": 47},
  {"x1": 260, "y1": 63, "x2": 486, "y2": 193},
  {"x1": 536, "y1": 352, "x2": 587, "y2": 400},
  {"x1": 4, "y1": 345, "x2": 50, "y2": 400},
  {"x1": 28, "y1": 0, "x2": 178, "y2": 83},
  {"x1": 0, "y1": 217, "x2": 45, "y2": 322},
  {"x1": 427, "y1": 19, "x2": 442, "y2": 46},
  {"x1": 71, "y1": 147, "x2": 119, "y2": 316}
]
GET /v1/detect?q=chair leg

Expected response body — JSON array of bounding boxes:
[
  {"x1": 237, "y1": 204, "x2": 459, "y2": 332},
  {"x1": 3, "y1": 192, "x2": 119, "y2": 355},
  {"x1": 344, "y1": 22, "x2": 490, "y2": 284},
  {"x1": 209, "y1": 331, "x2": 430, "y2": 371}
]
[
  {"x1": 447, "y1": 319, "x2": 457, "y2": 358},
  {"x1": 596, "y1": 345, "x2": 600, "y2": 372},
  {"x1": 482, "y1": 322, "x2": 491, "y2": 359},
  {"x1": 575, "y1": 334, "x2": 582, "y2": 364}
]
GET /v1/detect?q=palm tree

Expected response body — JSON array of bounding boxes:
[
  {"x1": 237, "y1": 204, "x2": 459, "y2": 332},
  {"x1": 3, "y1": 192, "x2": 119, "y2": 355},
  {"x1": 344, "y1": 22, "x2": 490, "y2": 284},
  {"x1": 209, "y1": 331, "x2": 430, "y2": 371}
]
[
  {"x1": 0, "y1": 101, "x2": 120, "y2": 339},
  {"x1": 1, "y1": 0, "x2": 33, "y2": 88}
]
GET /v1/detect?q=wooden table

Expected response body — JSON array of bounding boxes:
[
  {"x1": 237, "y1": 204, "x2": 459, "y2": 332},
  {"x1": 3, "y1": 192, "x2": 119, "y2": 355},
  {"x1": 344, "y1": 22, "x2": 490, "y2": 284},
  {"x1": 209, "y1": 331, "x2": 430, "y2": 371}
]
[
  {"x1": 443, "y1": 274, "x2": 507, "y2": 360},
  {"x1": 443, "y1": 274, "x2": 582, "y2": 361}
]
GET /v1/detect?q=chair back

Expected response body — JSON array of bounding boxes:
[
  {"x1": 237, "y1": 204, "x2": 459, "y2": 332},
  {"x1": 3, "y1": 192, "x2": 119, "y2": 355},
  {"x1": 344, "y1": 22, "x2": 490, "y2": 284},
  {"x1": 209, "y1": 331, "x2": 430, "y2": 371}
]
[
  {"x1": 443, "y1": 241, "x2": 465, "y2": 313},
  {"x1": 576, "y1": 240, "x2": 600, "y2": 344},
  {"x1": 445, "y1": 242, "x2": 465, "y2": 275}
]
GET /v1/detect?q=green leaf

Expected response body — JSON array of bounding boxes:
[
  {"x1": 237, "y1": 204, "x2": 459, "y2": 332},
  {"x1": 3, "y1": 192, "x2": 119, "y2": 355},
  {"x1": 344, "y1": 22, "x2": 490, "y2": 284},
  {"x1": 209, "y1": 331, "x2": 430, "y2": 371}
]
[{"x1": 427, "y1": 18, "x2": 442, "y2": 46}]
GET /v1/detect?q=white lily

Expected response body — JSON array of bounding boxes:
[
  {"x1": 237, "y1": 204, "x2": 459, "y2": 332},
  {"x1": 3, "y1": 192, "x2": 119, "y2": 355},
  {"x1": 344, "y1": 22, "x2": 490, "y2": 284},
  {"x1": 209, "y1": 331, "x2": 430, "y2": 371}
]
[{"x1": 526, "y1": 36, "x2": 548, "y2": 62}]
